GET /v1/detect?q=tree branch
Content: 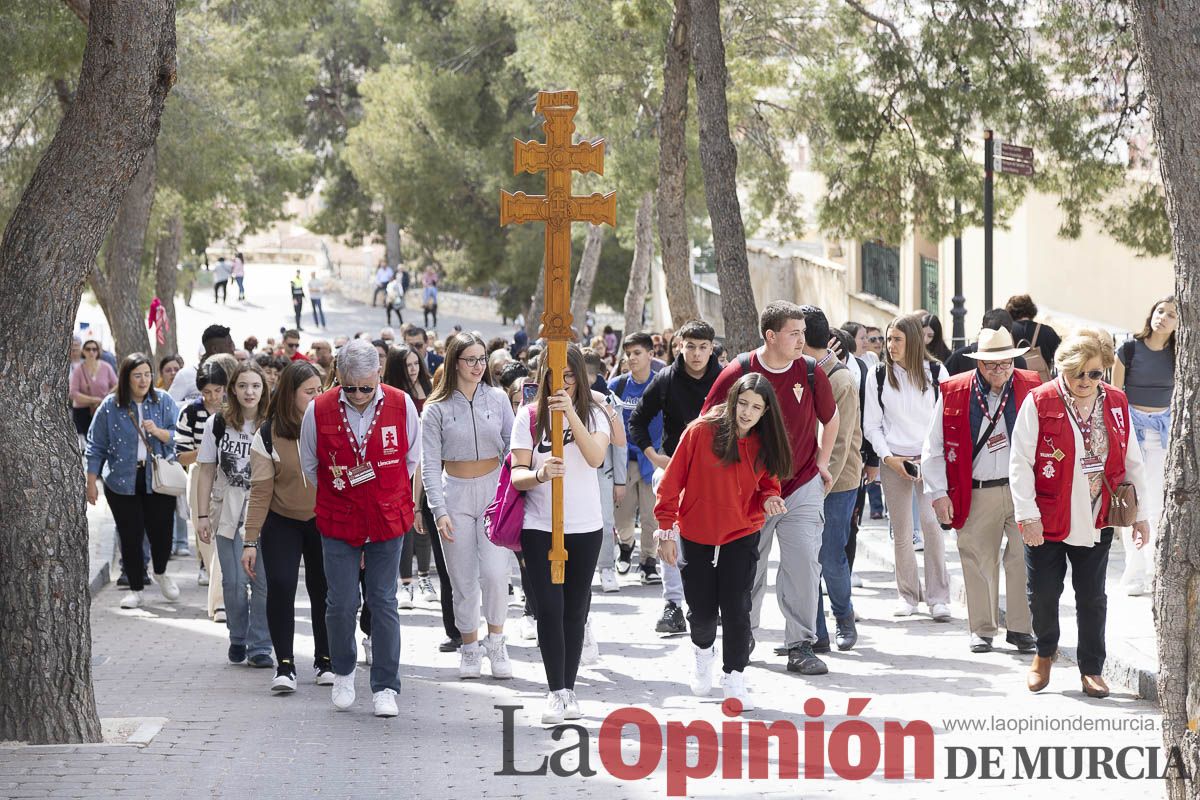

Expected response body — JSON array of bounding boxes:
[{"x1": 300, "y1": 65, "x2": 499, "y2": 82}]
[
  {"x1": 843, "y1": 0, "x2": 904, "y2": 47},
  {"x1": 62, "y1": 0, "x2": 90, "y2": 25}
]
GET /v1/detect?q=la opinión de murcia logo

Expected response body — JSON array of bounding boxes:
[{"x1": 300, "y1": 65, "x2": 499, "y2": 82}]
[{"x1": 495, "y1": 700, "x2": 1185, "y2": 794}]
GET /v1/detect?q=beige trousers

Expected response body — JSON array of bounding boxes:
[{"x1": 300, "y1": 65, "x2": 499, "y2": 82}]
[
  {"x1": 188, "y1": 467, "x2": 223, "y2": 617},
  {"x1": 614, "y1": 461, "x2": 656, "y2": 561},
  {"x1": 880, "y1": 464, "x2": 950, "y2": 607},
  {"x1": 955, "y1": 485, "x2": 1031, "y2": 637}
]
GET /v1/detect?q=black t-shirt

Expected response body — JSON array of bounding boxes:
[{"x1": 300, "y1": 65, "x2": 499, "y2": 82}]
[{"x1": 1010, "y1": 319, "x2": 1060, "y2": 367}]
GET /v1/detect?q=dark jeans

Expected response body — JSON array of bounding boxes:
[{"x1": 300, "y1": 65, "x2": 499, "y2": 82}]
[
  {"x1": 424, "y1": 304, "x2": 437, "y2": 328},
  {"x1": 311, "y1": 298, "x2": 326, "y2": 327},
  {"x1": 816, "y1": 488, "x2": 859, "y2": 643},
  {"x1": 260, "y1": 512, "x2": 329, "y2": 667},
  {"x1": 866, "y1": 481, "x2": 884, "y2": 516},
  {"x1": 1025, "y1": 527, "x2": 1113, "y2": 675},
  {"x1": 213, "y1": 280, "x2": 228, "y2": 304},
  {"x1": 400, "y1": 526, "x2": 432, "y2": 580},
  {"x1": 292, "y1": 298, "x2": 304, "y2": 329},
  {"x1": 680, "y1": 532, "x2": 760, "y2": 674},
  {"x1": 848, "y1": 481, "x2": 865, "y2": 571},
  {"x1": 386, "y1": 303, "x2": 403, "y2": 327},
  {"x1": 105, "y1": 467, "x2": 174, "y2": 591},
  {"x1": 519, "y1": 529, "x2": 602, "y2": 691},
  {"x1": 372, "y1": 284, "x2": 387, "y2": 306}
]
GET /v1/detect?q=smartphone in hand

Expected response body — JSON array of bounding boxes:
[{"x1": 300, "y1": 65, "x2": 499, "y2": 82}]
[
  {"x1": 522, "y1": 380, "x2": 538, "y2": 404},
  {"x1": 903, "y1": 460, "x2": 921, "y2": 480}
]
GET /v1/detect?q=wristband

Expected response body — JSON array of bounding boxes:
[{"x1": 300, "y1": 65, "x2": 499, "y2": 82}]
[
  {"x1": 535, "y1": 467, "x2": 547, "y2": 484},
  {"x1": 653, "y1": 528, "x2": 677, "y2": 542},
  {"x1": 243, "y1": 542, "x2": 258, "y2": 549},
  {"x1": 198, "y1": 515, "x2": 209, "y2": 519}
]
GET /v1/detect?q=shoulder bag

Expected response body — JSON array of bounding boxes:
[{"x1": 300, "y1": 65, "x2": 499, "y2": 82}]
[
  {"x1": 484, "y1": 409, "x2": 538, "y2": 552},
  {"x1": 127, "y1": 406, "x2": 188, "y2": 497}
]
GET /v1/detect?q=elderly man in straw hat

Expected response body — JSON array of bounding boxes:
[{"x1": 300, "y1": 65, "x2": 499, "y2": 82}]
[{"x1": 921, "y1": 327, "x2": 1043, "y2": 654}]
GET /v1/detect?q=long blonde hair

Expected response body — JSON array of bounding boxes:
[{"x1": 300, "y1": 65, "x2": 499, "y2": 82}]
[{"x1": 883, "y1": 314, "x2": 933, "y2": 394}]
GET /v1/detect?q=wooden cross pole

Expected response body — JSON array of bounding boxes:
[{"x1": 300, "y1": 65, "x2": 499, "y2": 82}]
[{"x1": 500, "y1": 90, "x2": 616, "y2": 584}]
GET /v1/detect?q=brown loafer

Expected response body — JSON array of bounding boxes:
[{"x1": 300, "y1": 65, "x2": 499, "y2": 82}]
[
  {"x1": 1027, "y1": 653, "x2": 1056, "y2": 692},
  {"x1": 1081, "y1": 675, "x2": 1110, "y2": 698}
]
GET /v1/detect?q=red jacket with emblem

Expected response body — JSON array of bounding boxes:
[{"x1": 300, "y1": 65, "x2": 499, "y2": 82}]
[
  {"x1": 940, "y1": 368, "x2": 1042, "y2": 529},
  {"x1": 313, "y1": 384, "x2": 414, "y2": 546},
  {"x1": 1028, "y1": 380, "x2": 1130, "y2": 541}
]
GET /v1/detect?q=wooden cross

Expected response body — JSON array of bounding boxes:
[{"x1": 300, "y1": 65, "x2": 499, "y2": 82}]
[{"x1": 500, "y1": 90, "x2": 616, "y2": 584}]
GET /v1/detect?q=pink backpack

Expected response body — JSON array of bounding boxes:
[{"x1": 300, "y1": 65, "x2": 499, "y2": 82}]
[{"x1": 485, "y1": 409, "x2": 537, "y2": 552}]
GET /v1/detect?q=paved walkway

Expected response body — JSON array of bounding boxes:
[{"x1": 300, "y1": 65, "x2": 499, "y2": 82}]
[{"x1": 4, "y1": 532, "x2": 1164, "y2": 798}]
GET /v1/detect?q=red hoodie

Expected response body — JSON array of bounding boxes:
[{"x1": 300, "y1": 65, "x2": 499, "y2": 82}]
[{"x1": 654, "y1": 419, "x2": 782, "y2": 546}]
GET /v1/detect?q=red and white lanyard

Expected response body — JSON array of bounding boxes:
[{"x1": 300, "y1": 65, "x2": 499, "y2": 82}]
[
  {"x1": 1058, "y1": 378, "x2": 1102, "y2": 453},
  {"x1": 338, "y1": 391, "x2": 385, "y2": 465},
  {"x1": 973, "y1": 374, "x2": 1011, "y2": 425}
]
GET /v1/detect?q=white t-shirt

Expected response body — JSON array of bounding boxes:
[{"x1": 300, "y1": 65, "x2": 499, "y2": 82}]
[
  {"x1": 198, "y1": 414, "x2": 257, "y2": 539},
  {"x1": 510, "y1": 403, "x2": 610, "y2": 534}
]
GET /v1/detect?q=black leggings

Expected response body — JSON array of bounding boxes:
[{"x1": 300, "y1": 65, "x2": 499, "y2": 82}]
[
  {"x1": 213, "y1": 280, "x2": 227, "y2": 303},
  {"x1": 259, "y1": 512, "x2": 329, "y2": 667},
  {"x1": 680, "y1": 532, "x2": 760, "y2": 674},
  {"x1": 519, "y1": 529, "x2": 602, "y2": 692},
  {"x1": 105, "y1": 468, "x2": 174, "y2": 591},
  {"x1": 424, "y1": 498, "x2": 457, "y2": 640},
  {"x1": 400, "y1": 526, "x2": 432, "y2": 580}
]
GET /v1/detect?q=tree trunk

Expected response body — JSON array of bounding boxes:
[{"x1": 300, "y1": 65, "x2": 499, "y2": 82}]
[
  {"x1": 0, "y1": 0, "x2": 176, "y2": 745},
  {"x1": 153, "y1": 211, "x2": 183, "y2": 361},
  {"x1": 569, "y1": 224, "x2": 606, "y2": 342},
  {"x1": 1130, "y1": 3, "x2": 1200, "y2": 797},
  {"x1": 657, "y1": 0, "x2": 700, "y2": 328},
  {"x1": 385, "y1": 214, "x2": 401, "y2": 270},
  {"x1": 624, "y1": 191, "x2": 655, "y2": 336},
  {"x1": 90, "y1": 145, "x2": 157, "y2": 359},
  {"x1": 526, "y1": 270, "x2": 545, "y2": 342},
  {"x1": 689, "y1": 0, "x2": 759, "y2": 356}
]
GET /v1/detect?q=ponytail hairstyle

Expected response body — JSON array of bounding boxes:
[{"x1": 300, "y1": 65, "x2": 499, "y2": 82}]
[{"x1": 698, "y1": 372, "x2": 793, "y2": 480}]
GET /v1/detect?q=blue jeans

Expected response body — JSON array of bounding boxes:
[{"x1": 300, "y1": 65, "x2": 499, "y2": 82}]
[
  {"x1": 233, "y1": 276, "x2": 245, "y2": 297},
  {"x1": 816, "y1": 488, "x2": 859, "y2": 643},
  {"x1": 215, "y1": 531, "x2": 271, "y2": 657},
  {"x1": 324, "y1": 535, "x2": 402, "y2": 692},
  {"x1": 866, "y1": 481, "x2": 884, "y2": 515},
  {"x1": 311, "y1": 298, "x2": 326, "y2": 327},
  {"x1": 1130, "y1": 407, "x2": 1169, "y2": 449},
  {"x1": 172, "y1": 504, "x2": 189, "y2": 550}
]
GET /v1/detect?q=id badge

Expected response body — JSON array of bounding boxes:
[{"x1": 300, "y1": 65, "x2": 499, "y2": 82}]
[
  {"x1": 986, "y1": 432, "x2": 1008, "y2": 454},
  {"x1": 1080, "y1": 455, "x2": 1103, "y2": 475},
  {"x1": 347, "y1": 462, "x2": 377, "y2": 487}
]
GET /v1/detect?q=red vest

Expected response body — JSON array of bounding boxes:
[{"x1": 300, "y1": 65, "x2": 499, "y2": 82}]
[
  {"x1": 313, "y1": 385, "x2": 414, "y2": 546},
  {"x1": 1029, "y1": 381, "x2": 1130, "y2": 541},
  {"x1": 941, "y1": 369, "x2": 1042, "y2": 529}
]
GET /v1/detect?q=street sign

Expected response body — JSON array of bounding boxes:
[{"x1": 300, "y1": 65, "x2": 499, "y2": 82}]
[
  {"x1": 991, "y1": 138, "x2": 1034, "y2": 175},
  {"x1": 999, "y1": 159, "x2": 1034, "y2": 176}
]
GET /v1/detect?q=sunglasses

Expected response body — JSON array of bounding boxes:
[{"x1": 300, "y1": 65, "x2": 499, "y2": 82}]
[
  {"x1": 1070, "y1": 370, "x2": 1104, "y2": 381},
  {"x1": 83, "y1": 347, "x2": 99, "y2": 353},
  {"x1": 459, "y1": 356, "x2": 487, "y2": 368},
  {"x1": 866, "y1": 336, "x2": 883, "y2": 343},
  {"x1": 285, "y1": 342, "x2": 300, "y2": 349},
  {"x1": 342, "y1": 385, "x2": 377, "y2": 395}
]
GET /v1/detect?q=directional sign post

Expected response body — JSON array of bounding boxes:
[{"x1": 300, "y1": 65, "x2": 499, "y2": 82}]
[{"x1": 983, "y1": 131, "x2": 1035, "y2": 309}]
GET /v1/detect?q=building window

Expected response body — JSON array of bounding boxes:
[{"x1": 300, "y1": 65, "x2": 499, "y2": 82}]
[
  {"x1": 920, "y1": 256, "x2": 939, "y2": 314},
  {"x1": 861, "y1": 241, "x2": 900, "y2": 306}
]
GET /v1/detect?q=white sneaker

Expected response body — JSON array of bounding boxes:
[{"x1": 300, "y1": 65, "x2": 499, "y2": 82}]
[
  {"x1": 541, "y1": 690, "x2": 566, "y2": 725},
  {"x1": 562, "y1": 689, "x2": 582, "y2": 720},
  {"x1": 362, "y1": 636, "x2": 373, "y2": 666},
  {"x1": 373, "y1": 688, "x2": 399, "y2": 717},
  {"x1": 599, "y1": 568, "x2": 619, "y2": 593},
  {"x1": 520, "y1": 614, "x2": 538, "y2": 641},
  {"x1": 893, "y1": 601, "x2": 918, "y2": 617},
  {"x1": 332, "y1": 673, "x2": 355, "y2": 710},
  {"x1": 459, "y1": 644, "x2": 483, "y2": 679},
  {"x1": 484, "y1": 634, "x2": 513, "y2": 680},
  {"x1": 930, "y1": 603, "x2": 952, "y2": 622},
  {"x1": 913, "y1": 532, "x2": 925, "y2": 552},
  {"x1": 721, "y1": 670, "x2": 755, "y2": 712},
  {"x1": 398, "y1": 582, "x2": 415, "y2": 610},
  {"x1": 418, "y1": 575, "x2": 437, "y2": 602},
  {"x1": 214, "y1": 607, "x2": 226, "y2": 623},
  {"x1": 197, "y1": 566, "x2": 209, "y2": 586},
  {"x1": 271, "y1": 667, "x2": 297, "y2": 694},
  {"x1": 690, "y1": 643, "x2": 717, "y2": 696},
  {"x1": 119, "y1": 590, "x2": 143, "y2": 609},
  {"x1": 849, "y1": 572, "x2": 863, "y2": 588},
  {"x1": 1124, "y1": 581, "x2": 1147, "y2": 597},
  {"x1": 580, "y1": 619, "x2": 599, "y2": 666},
  {"x1": 154, "y1": 573, "x2": 180, "y2": 602}
]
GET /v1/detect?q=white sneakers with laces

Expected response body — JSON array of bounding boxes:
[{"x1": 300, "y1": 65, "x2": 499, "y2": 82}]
[
  {"x1": 271, "y1": 667, "x2": 297, "y2": 694},
  {"x1": 418, "y1": 575, "x2": 437, "y2": 602},
  {"x1": 580, "y1": 619, "x2": 599, "y2": 665},
  {"x1": 691, "y1": 643, "x2": 717, "y2": 696},
  {"x1": 459, "y1": 643, "x2": 483, "y2": 679},
  {"x1": 721, "y1": 670, "x2": 754, "y2": 712},
  {"x1": 893, "y1": 601, "x2": 918, "y2": 617},
  {"x1": 930, "y1": 603, "x2": 952, "y2": 622},
  {"x1": 398, "y1": 582, "x2": 415, "y2": 609},
  {"x1": 484, "y1": 634, "x2": 513, "y2": 679},
  {"x1": 541, "y1": 690, "x2": 567, "y2": 725},
  {"x1": 373, "y1": 688, "x2": 399, "y2": 717},
  {"x1": 154, "y1": 572, "x2": 180, "y2": 602},
  {"x1": 562, "y1": 689, "x2": 582, "y2": 720},
  {"x1": 119, "y1": 590, "x2": 143, "y2": 609},
  {"x1": 332, "y1": 673, "x2": 355, "y2": 710},
  {"x1": 520, "y1": 614, "x2": 538, "y2": 641},
  {"x1": 599, "y1": 568, "x2": 619, "y2": 593}
]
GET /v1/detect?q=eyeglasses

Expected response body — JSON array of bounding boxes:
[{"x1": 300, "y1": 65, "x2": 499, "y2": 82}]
[
  {"x1": 1071, "y1": 370, "x2": 1104, "y2": 381},
  {"x1": 562, "y1": 371, "x2": 577, "y2": 385},
  {"x1": 866, "y1": 336, "x2": 883, "y2": 343},
  {"x1": 979, "y1": 360, "x2": 1014, "y2": 372},
  {"x1": 342, "y1": 385, "x2": 377, "y2": 395},
  {"x1": 83, "y1": 347, "x2": 99, "y2": 353},
  {"x1": 459, "y1": 356, "x2": 487, "y2": 368}
]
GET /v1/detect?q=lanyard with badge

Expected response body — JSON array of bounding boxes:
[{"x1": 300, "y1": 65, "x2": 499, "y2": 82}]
[
  {"x1": 972, "y1": 374, "x2": 1011, "y2": 456},
  {"x1": 329, "y1": 391, "x2": 384, "y2": 490},
  {"x1": 1059, "y1": 379, "x2": 1105, "y2": 475}
]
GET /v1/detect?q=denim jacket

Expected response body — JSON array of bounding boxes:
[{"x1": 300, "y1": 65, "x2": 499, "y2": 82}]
[{"x1": 86, "y1": 390, "x2": 179, "y2": 495}]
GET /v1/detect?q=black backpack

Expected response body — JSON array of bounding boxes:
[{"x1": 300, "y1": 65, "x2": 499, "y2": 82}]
[
  {"x1": 874, "y1": 361, "x2": 941, "y2": 410},
  {"x1": 211, "y1": 415, "x2": 272, "y2": 454}
]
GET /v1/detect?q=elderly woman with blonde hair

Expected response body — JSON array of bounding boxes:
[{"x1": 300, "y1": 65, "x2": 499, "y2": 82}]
[{"x1": 1009, "y1": 329, "x2": 1150, "y2": 699}]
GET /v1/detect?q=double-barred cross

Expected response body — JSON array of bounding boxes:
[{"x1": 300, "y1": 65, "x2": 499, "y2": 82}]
[{"x1": 500, "y1": 90, "x2": 616, "y2": 583}]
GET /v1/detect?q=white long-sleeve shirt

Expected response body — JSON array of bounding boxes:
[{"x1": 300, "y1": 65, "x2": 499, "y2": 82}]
[
  {"x1": 1009, "y1": 395, "x2": 1149, "y2": 547},
  {"x1": 923, "y1": 380, "x2": 1012, "y2": 500},
  {"x1": 863, "y1": 362, "x2": 948, "y2": 460}
]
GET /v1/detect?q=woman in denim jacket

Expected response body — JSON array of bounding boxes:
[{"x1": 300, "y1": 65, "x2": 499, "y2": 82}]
[{"x1": 86, "y1": 353, "x2": 181, "y2": 609}]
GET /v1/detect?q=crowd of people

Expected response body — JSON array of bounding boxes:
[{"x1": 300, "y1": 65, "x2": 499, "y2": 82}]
[{"x1": 74, "y1": 287, "x2": 1176, "y2": 722}]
